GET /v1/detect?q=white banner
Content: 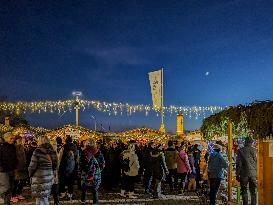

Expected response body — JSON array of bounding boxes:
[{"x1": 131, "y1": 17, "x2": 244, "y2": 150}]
[
  {"x1": 65, "y1": 129, "x2": 80, "y2": 138},
  {"x1": 148, "y1": 69, "x2": 162, "y2": 109}
]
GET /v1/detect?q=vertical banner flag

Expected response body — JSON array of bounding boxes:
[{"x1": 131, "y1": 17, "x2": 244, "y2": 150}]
[{"x1": 148, "y1": 69, "x2": 162, "y2": 109}]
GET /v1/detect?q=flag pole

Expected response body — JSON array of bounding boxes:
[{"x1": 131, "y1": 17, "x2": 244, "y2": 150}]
[
  {"x1": 159, "y1": 67, "x2": 165, "y2": 133},
  {"x1": 161, "y1": 67, "x2": 164, "y2": 125}
]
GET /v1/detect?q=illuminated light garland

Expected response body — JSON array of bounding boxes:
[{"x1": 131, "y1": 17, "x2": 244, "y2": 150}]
[
  {"x1": 0, "y1": 124, "x2": 49, "y2": 136},
  {"x1": 0, "y1": 99, "x2": 225, "y2": 118}
]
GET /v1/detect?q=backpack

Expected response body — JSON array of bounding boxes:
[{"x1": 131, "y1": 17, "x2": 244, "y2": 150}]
[
  {"x1": 120, "y1": 153, "x2": 130, "y2": 172},
  {"x1": 64, "y1": 150, "x2": 75, "y2": 175}
]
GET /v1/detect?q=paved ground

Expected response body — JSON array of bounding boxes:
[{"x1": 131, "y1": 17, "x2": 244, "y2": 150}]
[
  {"x1": 8, "y1": 183, "x2": 204, "y2": 205},
  {"x1": 20, "y1": 195, "x2": 201, "y2": 205},
  {"x1": 16, "y1": 195, "x2": 201, "y2": 205}
]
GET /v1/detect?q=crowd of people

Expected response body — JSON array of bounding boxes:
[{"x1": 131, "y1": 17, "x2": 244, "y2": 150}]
[{"x1": 0, "y1": 132, "x2": 257, "y2": 205}]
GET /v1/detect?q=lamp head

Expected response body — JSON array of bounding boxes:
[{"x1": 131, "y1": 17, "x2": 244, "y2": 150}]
[{"x1": 72, "y1": 91, "x2": 82, "y2": 96}]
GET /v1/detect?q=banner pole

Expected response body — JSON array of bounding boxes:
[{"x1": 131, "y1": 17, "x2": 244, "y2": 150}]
[
  {"x1": 161, "y1": 67, "x2": 164, "y2": 125},
  {"x1": 159, "y1": 67, "x2": 165, "y2": 133}
]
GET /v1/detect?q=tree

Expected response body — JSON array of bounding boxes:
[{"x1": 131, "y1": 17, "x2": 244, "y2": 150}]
[{"x1": 201, "y1": 101, "x2": 273, "y2": 139}]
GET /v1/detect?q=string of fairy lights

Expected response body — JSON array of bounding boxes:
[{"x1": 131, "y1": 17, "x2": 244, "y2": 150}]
[{"x1": 0, "y1": 99, "x2": 225, "y2": 119}]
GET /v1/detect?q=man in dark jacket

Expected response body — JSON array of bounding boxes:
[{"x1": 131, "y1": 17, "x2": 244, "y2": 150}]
[
  {"x1": 0, "y1": 133, "x2": 18, "y2": 205},
  {"x1": 192, "y1": 144, "x2": 201, "y2": 189},
  {"x1": 236, "y1": 137, "x2": 257, "y2": 205},
  {"x1": 164, "y1": 140, "x2": 178, "y2": 191},
  {"x1": 150, "y1": 145, "x2": 168, "y2": 199},
  {"x1": 59, "y1": 136, "x2": 78, "y2": 200},
  {"x1": 142, "y1": 141, "x2": 154, "y2": 195}
]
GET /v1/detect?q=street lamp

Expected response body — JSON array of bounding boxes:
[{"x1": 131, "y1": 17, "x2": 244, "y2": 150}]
[
  {"x1": 72, "y1": 91, "x2": 82, "y2": 128},
  {"x1": 72, "y1": 91, "x2": 82, "y2": 96}
]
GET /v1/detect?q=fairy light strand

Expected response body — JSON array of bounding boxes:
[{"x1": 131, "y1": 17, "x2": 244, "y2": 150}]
[{"x1": 0, "y1": 99, "x2": 225, "y2": 117}]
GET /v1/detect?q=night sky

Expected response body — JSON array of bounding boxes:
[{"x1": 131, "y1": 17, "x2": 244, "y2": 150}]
[{"x1": 1, "y1": 0, "x2": 273, "y2": 132}]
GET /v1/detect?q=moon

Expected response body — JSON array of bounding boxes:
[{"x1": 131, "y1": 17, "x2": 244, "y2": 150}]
[{"x1": 205, "y1": 71, "x2": 210, "y2": 76}]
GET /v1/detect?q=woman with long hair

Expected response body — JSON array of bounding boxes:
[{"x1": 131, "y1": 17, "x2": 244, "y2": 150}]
[
  {"x1": 176, "y1": 145, "x2": 191, "y2": 194},
  {"x1": 120, "y1": 143, "x2": 140, "y2": 198}
]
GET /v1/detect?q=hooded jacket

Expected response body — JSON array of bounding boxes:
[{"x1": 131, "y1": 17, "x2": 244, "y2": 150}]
[
  {"x1": 164, "y1": 147, "x2": 178, "y2": 170},
  {"x1": 80, "y1": 145, "x2": 104, "y2": 188},
  {"x1": 142, "y1": 145, "x2": 153, "y2": 172},
  {"x1": 121, "y1": 148, "x2": 140, "y2": 176},
  {"x1": 0, "y1": 142, "x2": 17, "y2": 172},
  {"x1": 208, "y1": 151, "x2": 228, "y2": 179},
  {"x1": 15, "y1": 144, "x2": 28, "y2": 180},
  {"x1": 236, "y1": 144, "x2": 256, "y2": 179},
  {"x1": 28, "y1": 143, "x2": 57, "y2": 198},
  {"x1": 59, "y1": 142, "x2": 78, "y2": 176},
  {"x1": 151, "y1": 150, "x2": 169, "y2": 180}
]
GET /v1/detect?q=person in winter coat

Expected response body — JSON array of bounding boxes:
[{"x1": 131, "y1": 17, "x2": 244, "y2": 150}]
[
  {"x1": 28, "y1": 135, "x2": 57, "y2": 205},
  {"x1": 236, "y1": 137, "x2": 257, "y2": 205},
  {"x1": 80, "y1": 139, "x2": 105, "y2": 205},
  {"x1": 142, "y1": 141, "x2": 154, "y2": 195},
  {"x1": 103, "y1": 142, "x2": 121, "y2": 191},
  {"x1": 26, "y1": 141, "x2": 37, "y2": 167},
  {"x1": 150, "y1": 144, "x2": 169, "y2": 199},
  {"x1": 0, "y1": 133, "x2": 18, "y2": 205},
  {"x1": 192, "y1": 144, "x2": 201, "y2": 189},
  {"x1": 176, "y1": 145, "x2": 191, "y2": 194},
  {"x1": 208, "y1": 144, "x2": 228, "y2": 205},
  {"x1": 200, "y1": 157, "x2": 208, "y2": 184},
  {"x1": 187, "y1": 150, "x2": 197, "y2": 191},
  {"x1": 120, "y1": 143, "x2": 140, "y2": 198},
  {"x1": 59, "y1": 136, "x2": 78, "y2": 200},
  {"x1": 50, "y1": 138, "x2": 61, "y2": 205},
  {"x1": 12, "y1": 136, "x2": 28, "y2": 202},
  {"x1": 164, "y1": 140, "x2": 178, "y2": 191}
]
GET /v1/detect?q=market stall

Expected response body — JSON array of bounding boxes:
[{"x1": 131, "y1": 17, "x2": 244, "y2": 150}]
[
  {"x1": 46, "y1": 124, "x2": 103, "y2": 142},
  {"x1": 116, "y1": 127, "x2": 171, "y2": 144}
]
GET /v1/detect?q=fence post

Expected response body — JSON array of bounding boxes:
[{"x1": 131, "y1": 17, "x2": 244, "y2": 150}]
[
  {"x1": 228, "y1": 121, "x2": 233, "y2": 202},
  {"x1": 236, "y1": 183, "x2": 240, "y2": 204},
  {"x1": 257, "y1": 138, "x2": 264, "y2": 205}
]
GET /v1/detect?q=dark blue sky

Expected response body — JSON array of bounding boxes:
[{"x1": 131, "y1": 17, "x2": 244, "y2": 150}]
[{"x1": 1, "y1": 0, "x2": 273, "y2": 132}]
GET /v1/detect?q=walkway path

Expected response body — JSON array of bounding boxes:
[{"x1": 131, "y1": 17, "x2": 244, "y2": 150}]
[{"x1": 13, "y1": 183, "x2": 202, "y2": 205}]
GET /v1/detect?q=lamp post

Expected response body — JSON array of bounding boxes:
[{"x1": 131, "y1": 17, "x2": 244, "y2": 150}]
[
  {"x1": 91, "y1": 115, "x2": 97, "y2": 131},
  {"x1": 72, "y1": 91, "x2": 82, "y2": 128}
]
